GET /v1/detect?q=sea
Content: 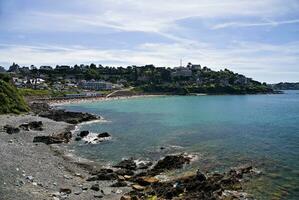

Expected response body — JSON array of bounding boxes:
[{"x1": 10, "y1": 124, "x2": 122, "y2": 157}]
[{"x1": 61, "y1": 90, "x2": 299, "y2": 199}]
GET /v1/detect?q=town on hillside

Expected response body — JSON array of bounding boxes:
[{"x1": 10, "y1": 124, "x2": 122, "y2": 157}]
[{"x1": 0, "y1": 62, "x2": 273, "y2": 98}]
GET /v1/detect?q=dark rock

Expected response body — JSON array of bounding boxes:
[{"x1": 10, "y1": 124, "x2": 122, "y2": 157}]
[
  {"x1": 111, "y1": 181, "x2": 128, "y2": 187},
  {"x1": 79, "y1": 130, "x2": 89, "y2": 138},
  {"x1": 113, "y1": 158, "x2": 137, "y2": 170},
  {"x1": 97, "y1": 132, "x2": 111, "y2": 138},
  {"x1": 91, "y1": 183, "x2": 100, "y2": 191},
  {"x1": 33, "y1": 131, "x2": 72, "y2": 145},
  {"x1": 19, "y1": 123, "x2": 30, "y2": 131},
  {"x1": 137, "y1": 161, "x2": 152, "y2": 170},
  {"x1": 19, "y1": 121, "x2": 43, "y2": 131},
  {"x1": 94, "y1": 194, "x2": 104, "y2": 198},
  {"x1": 97, "y1": 172, "x2": 118, "y2": 181},
  {"x1": 4, "y1": 125, "x2": 20, "y2": 134},
  {"x1": 149, "y1": 154, "x2": 191, "y2": 175},
  {"x1": 29, "y1": 121, "x2": 43, "y2": 131},
  {"x1": 39, "y1": 109, "x2": 99, "y2": 124},
  {"x1": 75, "y1": 137, "x2": 82, "y2": 141},
  {"x1": 115, "y1": 169, "x2": 135, "y2": 176},
  {"x1": 196, "y1": 170, "x2": 207, "y2": 182},
  {"x1": 60, "y1": 188, "x2": 72, "y2": 194},
  {"x1": 86, "y1": 176, "x2": 98, "y2": 181},
  {"x1": 87, "y1": 168, "x2": 118, "y2": 181},
  {"x1": 91, "y1": 168, "x2": 114, "y2": 175},
  {"x1": 126, "y1": 166, "x2": 251, "y2": 200}
]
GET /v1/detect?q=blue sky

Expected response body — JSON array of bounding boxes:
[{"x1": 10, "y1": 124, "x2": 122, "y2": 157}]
[{"x1": 0, "y1": 0, "x2": 299, "y2": 83}]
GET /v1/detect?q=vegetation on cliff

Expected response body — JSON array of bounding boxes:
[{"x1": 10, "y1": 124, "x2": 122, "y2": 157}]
[{"x1": 0, "y1": 73, "x2": 29, "y2": 114}]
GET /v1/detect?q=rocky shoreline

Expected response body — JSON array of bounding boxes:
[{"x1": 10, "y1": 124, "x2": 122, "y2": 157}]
[{"x1": 0, "y1": 102, "x2": 257, "y2": 199}]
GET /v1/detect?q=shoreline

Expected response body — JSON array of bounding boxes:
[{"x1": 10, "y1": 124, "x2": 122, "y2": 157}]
[
  {"x1": 0, "y1": 99, "x2": 258, "y2": 199},
  {"x1": 47, "y1": 94, "x2": 166, "y2": 107}
]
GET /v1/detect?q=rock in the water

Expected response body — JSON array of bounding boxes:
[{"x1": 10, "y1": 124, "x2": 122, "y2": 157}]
[
  {"x1": 113, "y1": 158, "x2": 137, "y2": 170},
  {"x1": 149, "y1": 154, "x2": 191, "y2": 175},
  {"x1": 4, "y1": 125, "x2": 20, "y2": 134},
  {"x1": 79, "y1": 130, "x2": 89, "y2": 138},
  {"x1": 97, "y1": 132, "x2": 111, "y2": 138},
  {"x1": 75, "y1": 137, "x2": 82, "y2": 141},
  {"x1": 91, "y1": 183, "x2": 100, "y2": 191},
  {"x1": 33, "y1": 131, "x2": 72, "y2": 145},
  {"x1": 60, "y1": 188, "x2": 72, "y2": 194}
]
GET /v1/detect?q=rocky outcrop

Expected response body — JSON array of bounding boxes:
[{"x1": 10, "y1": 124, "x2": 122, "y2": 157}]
[
  {"x1": 113, "y1": 158, "x2": 137, "y2": 170},
  {"x1": 33, "y1": 131, "x2": 72, "y2": 145},
  {"x1": 127, "y1": 166, "x2": 255, "y2": 200},
  {"x1": 79, "y1": 130, "x2": 89, "y2": 138},
  {"x1": 148, "y1": 154, "x2": 191, "y2": 175},
  {"x1": 30, "y1": 102, "x2": 100, "y2": 124},
  {"x1": 3, "y1": 125, "x2": 20, "y2": 134},
  {"x1": 97, "y1": 132, "x2": 110, "y2": 138},
  {"x1": 39, "y1": 109, "x2": 99, "y2": 124},
  {"x1": 19, "y1": 121, "x2": 43, "y2": 131}
]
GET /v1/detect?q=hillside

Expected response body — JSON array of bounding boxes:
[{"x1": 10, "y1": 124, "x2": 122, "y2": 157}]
[
  {"x1": 0, "y1": 74, "x2": 29, "y2": 114},
  {"x1": 271, "y1": 82, "x2": 299, "y2": 90}
]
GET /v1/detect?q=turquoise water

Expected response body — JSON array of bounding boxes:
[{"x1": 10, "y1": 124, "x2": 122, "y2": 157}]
[{"x1": 62, "y1": 91, "x2": 299, "y2": 199}]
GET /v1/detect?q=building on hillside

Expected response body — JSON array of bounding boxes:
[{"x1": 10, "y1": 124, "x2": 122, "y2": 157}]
[
  {"x1": 79, "y1": 80, "x2": 113, "y2": 91},
  {"x1": 171, "y1": 67, "x2": 192, "y2": 78},
  {"x1": 40, "y1": 66, "x2": 53, "y2": 71}
]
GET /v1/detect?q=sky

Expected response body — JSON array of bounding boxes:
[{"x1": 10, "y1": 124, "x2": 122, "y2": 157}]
[{"x1": 0, "y1": 0, "x2": 299, "y2": 83}]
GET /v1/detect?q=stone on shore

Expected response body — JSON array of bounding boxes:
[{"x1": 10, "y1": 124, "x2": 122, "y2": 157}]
[
  {"x1": 113, "y1": 158, "x2": 137, "y2": 170},
  {"x1": 33, "y1": 131, "x2": 72, "y2": 145},
  {"x1": 90, "y1": 183, "x2": 100, "y2": 191},
  {"x1": 19, "y1": 121, "x2": 43, "y2": 131},
  {"x1": 4, "y1": 125, "x2": 20, "y2": 134},
  {"x1": 59, "y1": 188, "x2": 72, "y2": 194}
]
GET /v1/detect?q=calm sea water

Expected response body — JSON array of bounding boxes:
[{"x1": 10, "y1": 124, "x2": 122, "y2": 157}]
[{"x1": 62, "y1": 91, "x2": 299, "y2": 199}]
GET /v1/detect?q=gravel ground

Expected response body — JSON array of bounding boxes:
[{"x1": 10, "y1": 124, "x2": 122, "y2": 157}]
[{"x1": 0, "y1": 114, "x2": 129, "y2": 200}]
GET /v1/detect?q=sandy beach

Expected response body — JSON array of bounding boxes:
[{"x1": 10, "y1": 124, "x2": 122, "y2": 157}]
[{"x1": 47, "y1": 95, "x2": 165, "y2": 107}]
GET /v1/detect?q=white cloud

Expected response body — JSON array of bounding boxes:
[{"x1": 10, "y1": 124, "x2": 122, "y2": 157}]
[
  {"x1": 211, "y1": 19, "x2": 299, "y2": 29},
  {"x1": 7, "y1": 0, "x2": 299, "y2": 34}
]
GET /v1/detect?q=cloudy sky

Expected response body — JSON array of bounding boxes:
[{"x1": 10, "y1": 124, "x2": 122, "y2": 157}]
[{"x1": 0, "y1": 0, "x2": 299, "y2": 83}]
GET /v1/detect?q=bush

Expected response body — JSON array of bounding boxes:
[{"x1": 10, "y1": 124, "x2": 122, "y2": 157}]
[{"x1": 0, "y1": 80, "x2": 29, "y2": 114}]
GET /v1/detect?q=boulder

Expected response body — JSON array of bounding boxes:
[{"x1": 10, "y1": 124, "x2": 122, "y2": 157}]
[
  {"x1": 136, "y1": 177, "x2": 159, "y2": 186},
  {"x1": 97, "y1": 132, "x2": 111, "y2": 138},
  {"x1": 60, "y1": 188, "x2": 72, "y2": 194},
  {"x1": 113, "y1": 158, "x2": 137, "y2": 170},
  {"x1": 28, "y1": 121, "x2": 43, "y2": 131},
  {"x1": 111, "y1": 181, "x2": 128, "y2": 187},
  {"x1": 79, "y1": 130, "x2": 89, "y2": 138},
  {"x1": 90, "y1": 183, "x2": 100, "y2": 191},
  {"x1": 149, "y1": 154, "x2": 191, "y2": 175},
  {"x1": 131, "y1": 184, "x2": 145, "y2": 191},
  {"x1": 115, "y1": 169, "x2": 135, "y2": 176},
  {"x1": 4, "y1": 125, "x2": 20, "y2": 134},
  {"x1": 33, "y1": 131, "x2": 72, "y2": 145},
  {"x1": 39, "y1": 109, "x2": 99, "y2": 124}
]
